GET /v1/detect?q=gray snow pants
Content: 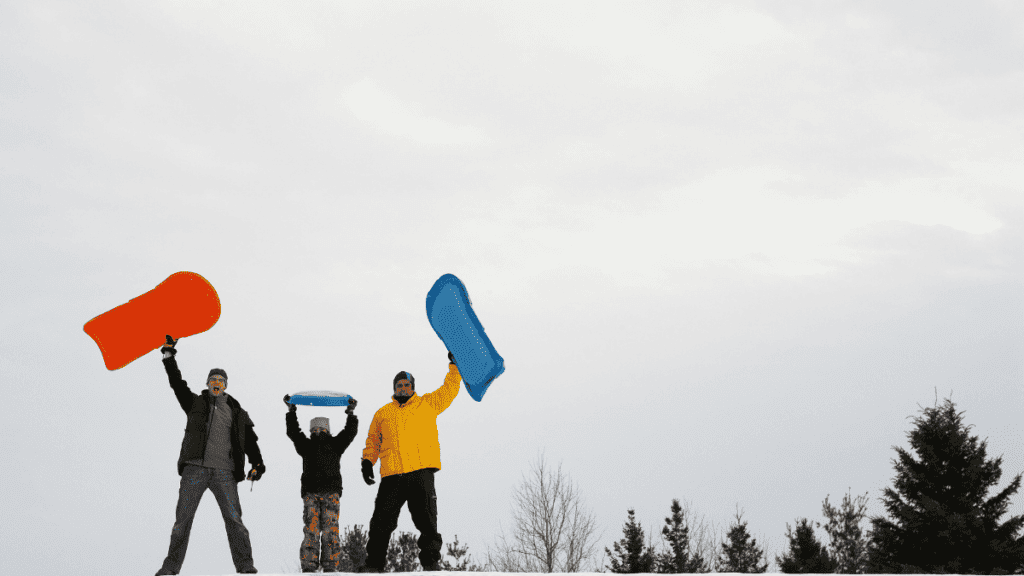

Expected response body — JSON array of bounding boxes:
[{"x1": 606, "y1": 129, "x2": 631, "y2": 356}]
[{"x1": 158, "y1": 464, "x2": 256, "y2": 574}]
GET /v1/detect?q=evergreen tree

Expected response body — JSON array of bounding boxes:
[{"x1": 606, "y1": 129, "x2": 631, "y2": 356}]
[
  {"x1": 821, "y1": 490, "x2": 870, "y2": 573},
  {"x1": 776, "y1": 518, "x2": 836, "y2": 574},
  {"x1": 339, "y1": 524, "x2": 369, "y2": 572},
  {"x1": 656, "y1": 499, "x2": 708, "y2": 573},
  {"x1": 868, "y1": 396, "x2": 1024, "y2": 574},
  {"x1": 716, "y1": 510, "x2": 768, "y2": 573},
  {"x1": 442, "y1": 534, "x2": 483, "y2": 571},
  {"x1": 606, "y1": 509, "x2": 655, "y2": 573},
  {"x1": 386, "y1": 531, "x2": 420, "y2": 572}
]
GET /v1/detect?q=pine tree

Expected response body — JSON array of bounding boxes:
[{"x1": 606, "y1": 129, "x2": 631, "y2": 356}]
[
  {"x1": 385, "y1": 531, "x2": 420, "y2": 572},
  {"x1": 716, "y1": 509, "x2": 768, "y2": 573},
  {"x1": 821, "y1": 490, "x2": 870, "y2": 573},
  {"x1": 606, "y1": 509, "x2": 655, "y2": 573},
  {"x1": 776, "y1": 518, "x2": 836, "y2": 573},
  {"x1": 339, "y1": 524, "x2": 369, "y2": 571},
  {"x1": 868, "y1": 396, "x2": 1024, "y2": 574},
  {"x1": 656, "y1": 499, "x2": 708, "y2": 573},
  {"x1": 442, "y1": 535, "x2": 482, "y2": 571}
]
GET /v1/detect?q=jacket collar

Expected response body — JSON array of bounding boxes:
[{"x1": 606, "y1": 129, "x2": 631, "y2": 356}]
[
  {"x1": 392, "y1": 392, "x2": 419, "y2": 407},
  {"x1": 201, "y1": 389, "x2": 235, "y2": 408}
]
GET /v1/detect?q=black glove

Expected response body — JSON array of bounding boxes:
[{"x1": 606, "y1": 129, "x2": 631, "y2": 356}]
[
  {"x1": 161, "y1": 335, "x2": 178, "y2": 357},
  {"x1": 283, "y1": 394, "x2": 295, "y2": 411},
  {"x1": 247, "y1": 462, "x2": 266, "y2": 481},
  {"x1": 345, "y1": 398, "x2": 358, "y2": 415},
  {"x1": 361, "y1": 459, "x2": 376, "y2": 485},
  {"x1": 448, "y1": 351, "x2": 456, "y2": 365}
]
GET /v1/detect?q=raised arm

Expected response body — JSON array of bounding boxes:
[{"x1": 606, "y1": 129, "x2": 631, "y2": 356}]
[
  {"x1": 332, "y1": 412, "x2": 359, "y2": 454},
  {"x1": 423, "y1": 362, "x2": 461, "y2": 414},
  {"x1": 284, "y1": 396, "x2": 308, "y2": 455},
  {"x1": 161, "y1": 336, "x2": 196, "y2": 414}
]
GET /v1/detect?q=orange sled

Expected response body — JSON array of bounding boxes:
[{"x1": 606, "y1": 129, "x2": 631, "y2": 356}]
[{"x1": 84, "y1": 271, "x2": 221, "y2": 370}]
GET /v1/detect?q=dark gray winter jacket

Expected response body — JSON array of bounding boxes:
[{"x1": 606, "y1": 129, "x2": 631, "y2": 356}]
[{"x1": 164, "y1": 356, "x2": 264, "y2": 482}]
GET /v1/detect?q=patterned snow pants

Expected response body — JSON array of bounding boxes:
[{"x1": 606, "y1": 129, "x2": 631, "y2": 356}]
[{"x1": 301, "y1": 492, "x2": 341, "y2": 572}]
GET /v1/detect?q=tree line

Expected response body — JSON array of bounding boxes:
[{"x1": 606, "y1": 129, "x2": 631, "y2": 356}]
[
  {"x1": 322, "y1": 395, "x2": 1024, "y2": 572},
  {"x1": 604, "y1": 396, "x2": 1024, "y2": 574}
]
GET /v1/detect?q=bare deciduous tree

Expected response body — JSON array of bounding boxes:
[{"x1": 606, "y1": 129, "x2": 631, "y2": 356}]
[{"x1": 487, "y1": 453, "x2": 602, "y2": 572}]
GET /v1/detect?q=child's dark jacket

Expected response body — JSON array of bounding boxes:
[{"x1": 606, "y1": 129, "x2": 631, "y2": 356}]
[{"x1": 286, "y1": 410, "x2": 358, "y2": 496}]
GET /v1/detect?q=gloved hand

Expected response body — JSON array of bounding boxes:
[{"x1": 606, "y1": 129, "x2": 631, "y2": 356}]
[
  {"x1": 283, "y1": 394, "x2": 295, "y2": 411},
  {"x1": 448, "y1": 351, "x2": 456, "y2": 365},
  {"x1": 361, "y1": 459, "x2": 376, "y2": 485},
  {"x1": 162, "y1": 335, "x2": 178, "y2": 357},
  {"x1": 345, "y1": 398, "x2": 358, "y2": 415},
  {"x1": 247, "y1": 462, "x2": 266, "y2": 481}
]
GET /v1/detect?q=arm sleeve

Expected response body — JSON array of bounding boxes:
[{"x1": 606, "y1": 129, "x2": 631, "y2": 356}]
[
  {"x1": 285, "y1": 409, "x2": 308, "y2": 455},
  {"x1": 332, "y1": 413, "x2": 359, "y2": 454},
  {"x1": 244, "y1": 414, "x2": 263, "y2": 466},
  {"x1": 361, "y1": 411, "x2": 383, "y2": 464},
  {"x1": 163, "y1": 356, "x2": 196, "y2": 414},
  {"x1": 423, "y1": 364, "x2": 462, "y2": 414}
]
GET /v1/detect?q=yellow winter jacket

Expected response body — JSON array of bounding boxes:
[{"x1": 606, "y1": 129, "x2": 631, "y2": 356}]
[{"x1": 362, "y1": 364, "x2": 461, "y2": 478}]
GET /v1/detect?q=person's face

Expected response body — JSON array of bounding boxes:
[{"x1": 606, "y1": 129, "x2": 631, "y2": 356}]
[
  {"x1": 311, "y1": 426, "x2": 329, "y2": 437},
  {"x1": 207, "y1": 375, "x2": 227, "y2": 396},
  {"x1": 394, "y1": 379, "x2": 413, "y2": 398}
]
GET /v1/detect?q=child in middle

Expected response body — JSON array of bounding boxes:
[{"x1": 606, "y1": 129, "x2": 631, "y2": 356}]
[{"x1": 284, "y1": 394, "x2": 360, "y2": 573}]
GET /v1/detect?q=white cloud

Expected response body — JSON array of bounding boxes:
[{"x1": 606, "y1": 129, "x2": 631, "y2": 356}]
[
  {"x1": 850, "y1": 182, "x2": 1003, "y2": 235},
  {"x1": 503, "y1": 3, "x2": 795, "y2": 94},
  {"x1": 655, "y1": 169, "x2": 1003, "y2": 274},
  {"x1": 450, "y1": 167, "x2": 1005, "y2": 288},
  {"x1": 343, "y1": 78, "x2": 489, "y2": 147}
]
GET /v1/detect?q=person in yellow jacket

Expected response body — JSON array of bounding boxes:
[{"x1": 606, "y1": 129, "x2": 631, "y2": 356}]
[{"x1": 358, "y1": 353, "x2": 461, "y2": 572}]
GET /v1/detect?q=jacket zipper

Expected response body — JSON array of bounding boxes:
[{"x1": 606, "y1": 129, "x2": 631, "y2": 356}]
[{"x1": 201, "y1": 397, "x2": 215, "y2": 464}]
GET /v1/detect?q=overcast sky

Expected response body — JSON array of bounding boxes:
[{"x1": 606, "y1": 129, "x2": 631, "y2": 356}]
[{"x1": 4, "y1": 1, "x2": 1024, "y2": 575}]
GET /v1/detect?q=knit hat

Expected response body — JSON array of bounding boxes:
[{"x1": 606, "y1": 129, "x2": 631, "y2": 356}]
[
  {"x1": 393, "y1": 371, "x2": 415, "y2": 390},
  {"x1": 310, "y1": 417, "x2": 330, "y2": 434},
  {"x1": 208, "y1": 368, "x2": 228, "y2": 382}
]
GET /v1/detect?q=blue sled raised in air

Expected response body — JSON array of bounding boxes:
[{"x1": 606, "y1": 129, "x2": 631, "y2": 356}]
[
  {"x1": 426, "y1": 274, "x2": 504, "y2": 402},
  {"x1": 289, "y1": 390, "x2": 353, "y2": 407}
]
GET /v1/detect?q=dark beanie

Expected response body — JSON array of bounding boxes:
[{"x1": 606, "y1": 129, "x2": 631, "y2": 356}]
[
  {"x1": 393, "y1": 371, "x2": 415, "y2": 389},
  {"x1": 208, "y1": 368, "x2": 228, "y2": 381}
]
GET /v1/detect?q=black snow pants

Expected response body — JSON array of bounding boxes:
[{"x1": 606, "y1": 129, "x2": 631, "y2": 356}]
[{"x1": 364, "y1": 468, "x2": 442, "y2": 570}]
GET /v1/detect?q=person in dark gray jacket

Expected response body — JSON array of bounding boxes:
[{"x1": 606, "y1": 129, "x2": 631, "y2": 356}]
[{"x1": 155, "y1": 336, "x2": 264, "y2": 576}]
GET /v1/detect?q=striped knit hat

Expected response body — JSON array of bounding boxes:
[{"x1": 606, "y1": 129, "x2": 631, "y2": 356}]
[
  {"x1": 310, "y1": 417, "x2": 330, "y2": 434},
  {"x1": 393, "y1": 371, "x2": 415, "y2": 390}
]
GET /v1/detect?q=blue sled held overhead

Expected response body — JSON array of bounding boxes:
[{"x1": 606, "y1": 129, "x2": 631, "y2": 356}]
[
  {"x1": 288, "y1": 390, "x2": 353, "y2": 407},
  {"x1": 426, "y1": 274, "x2": 505, "y2": 402}
]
